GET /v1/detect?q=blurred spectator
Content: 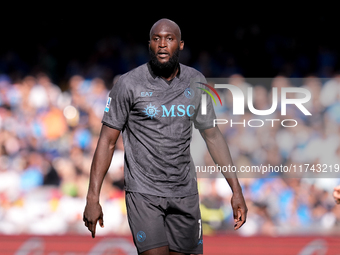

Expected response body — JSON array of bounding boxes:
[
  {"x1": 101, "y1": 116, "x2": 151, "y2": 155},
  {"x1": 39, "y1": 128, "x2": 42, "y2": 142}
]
[
  {"x1": 334, "y1": 185, "x2": 340, "y2": 204},
  {"x1": 0, "y1": 72, "x2": 127, "y2": 235}
]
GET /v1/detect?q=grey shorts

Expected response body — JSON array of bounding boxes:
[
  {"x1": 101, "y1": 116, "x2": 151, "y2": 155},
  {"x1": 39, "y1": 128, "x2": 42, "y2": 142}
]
[{"x1": 125, "y1": 191, "x2": 203, "y2": 254}]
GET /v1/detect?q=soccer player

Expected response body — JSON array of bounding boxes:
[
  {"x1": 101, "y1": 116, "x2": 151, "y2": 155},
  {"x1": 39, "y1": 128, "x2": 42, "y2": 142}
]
[
  {"x1": 334, "y1": 185, "x2": 340, "y2": 204},
  {"x1": 83, "y1": 18, "x2": 247, "y2": 255}
]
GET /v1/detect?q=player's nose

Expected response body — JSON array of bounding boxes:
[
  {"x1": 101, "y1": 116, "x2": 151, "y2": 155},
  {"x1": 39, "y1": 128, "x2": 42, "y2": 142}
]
[{"x1": 158, "y1": 38, "x2": 167, "y2": 47}]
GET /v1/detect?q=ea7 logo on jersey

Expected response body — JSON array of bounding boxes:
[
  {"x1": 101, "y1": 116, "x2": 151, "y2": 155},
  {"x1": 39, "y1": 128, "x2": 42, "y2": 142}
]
[
  {"x1": 141, "y1": 92, "x2": 153, "y2": 97},
  {"x1": 104, "y1": 97, "x2": 111, "y2": 112}
]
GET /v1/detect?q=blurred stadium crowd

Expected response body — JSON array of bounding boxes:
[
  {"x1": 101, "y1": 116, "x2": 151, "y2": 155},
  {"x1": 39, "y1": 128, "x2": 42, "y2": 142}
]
[{"x1": 1, "y1": 35, "x2": 340, "y2": 237}]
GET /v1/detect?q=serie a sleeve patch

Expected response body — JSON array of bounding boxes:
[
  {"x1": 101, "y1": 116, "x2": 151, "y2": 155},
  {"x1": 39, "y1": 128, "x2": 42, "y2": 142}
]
[{"x1": 104, "y1": 97, "x2": 112, "y2": 112}]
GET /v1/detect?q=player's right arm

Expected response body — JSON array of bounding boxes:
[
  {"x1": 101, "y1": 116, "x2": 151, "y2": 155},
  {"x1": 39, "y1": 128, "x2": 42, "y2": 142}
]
[{"x1": 83, "y1": 124, "x2": 121, "y2": 238}]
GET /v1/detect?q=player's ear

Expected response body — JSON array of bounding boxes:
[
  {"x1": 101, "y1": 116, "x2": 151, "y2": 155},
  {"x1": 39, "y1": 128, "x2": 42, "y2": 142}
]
[{"x1": 179, "y1": 40, "x2": 184, "y2": 51}]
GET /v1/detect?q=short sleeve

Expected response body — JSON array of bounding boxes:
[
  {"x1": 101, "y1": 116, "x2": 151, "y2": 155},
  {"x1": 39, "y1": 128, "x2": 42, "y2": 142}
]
[
  {"x1": 102, "y1": 76, "x2": 131, "y2": 130},
  {"x1": 192, "y1": 76, "x2": 217, "y2": 130}
]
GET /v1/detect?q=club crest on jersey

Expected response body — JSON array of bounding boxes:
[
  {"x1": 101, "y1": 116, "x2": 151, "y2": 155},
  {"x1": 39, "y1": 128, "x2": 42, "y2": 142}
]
[
  {"x1": 104, "y1": 97, "x2": 111, "y2": 112},
  {"x1": 184, "y1": 87, "x2": 195, "y2": 99}
]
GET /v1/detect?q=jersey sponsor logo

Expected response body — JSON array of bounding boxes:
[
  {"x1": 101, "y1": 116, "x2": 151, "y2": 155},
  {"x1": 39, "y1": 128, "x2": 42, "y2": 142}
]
[
  {"x1": 141, "y1": 92, "x2": 153, "y2": 97},
  {"x1": 184, "y1": 87, "x2": 195, "y2": 99},
  {"x1": 144, "y1": 104, "x2": 195, "y2": 119},
  {"x1": 136, "y1": 231, "x2": 146, "y2": 242},
  {"x1": 161, "y1": 105, "x2": 195, "y2": 117},
  {"x1": 104, "y1": 97, "x2": 112, "y2": 112},
  {"x1": 143, "y1": 103, "x2": 160, "y2": 119}
]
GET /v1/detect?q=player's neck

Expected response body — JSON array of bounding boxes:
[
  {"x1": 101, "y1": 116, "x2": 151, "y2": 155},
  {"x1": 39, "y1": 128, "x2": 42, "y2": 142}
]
[{"x1": 162, "y1": 65, "x2": 179, "y2": 81}]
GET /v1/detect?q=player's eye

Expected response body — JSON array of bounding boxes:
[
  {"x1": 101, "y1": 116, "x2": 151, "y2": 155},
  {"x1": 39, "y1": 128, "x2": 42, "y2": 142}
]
[
  {"x1": 153, "y1": 37, "x2": 159, "y2": 41},
  {"x1": 167, "y1": 37, "x2": 173, "y2": 41}
]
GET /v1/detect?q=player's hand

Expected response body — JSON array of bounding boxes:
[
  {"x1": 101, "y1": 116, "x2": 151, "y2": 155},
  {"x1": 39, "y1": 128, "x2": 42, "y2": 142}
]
[
  {"x1": 83, "y1": 201, "x2": 104, "y2": 238},
  {"x1": 231, "y1": 190, "x2": 248, "y2": 230},
  {"x1": 333, "y1": 185, "x2": 340, "y2": 204}
]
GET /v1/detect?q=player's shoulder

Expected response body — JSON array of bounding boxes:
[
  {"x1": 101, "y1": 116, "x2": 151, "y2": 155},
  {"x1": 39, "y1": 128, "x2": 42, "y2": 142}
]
[
  {"x1": 114, "y1": 63, "x2": 148, "y2": 88},
  {"x1": 179, "y1": 63, "x2": 206, "y2": 82}
]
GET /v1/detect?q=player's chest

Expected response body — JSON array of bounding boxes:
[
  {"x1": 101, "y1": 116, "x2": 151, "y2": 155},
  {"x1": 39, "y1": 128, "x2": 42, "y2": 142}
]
[{"x1": 131, "y1": 84, "x2": 197, "y2": 121}]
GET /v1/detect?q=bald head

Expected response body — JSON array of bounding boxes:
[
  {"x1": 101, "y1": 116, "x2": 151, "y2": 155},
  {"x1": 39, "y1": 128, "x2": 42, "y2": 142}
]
[
  {"x1": 149, "y1": 18, "x2": 181, "y2": 41},
  {"x1": 148, "y1": 18, "x2": 184, "y2": 78}
]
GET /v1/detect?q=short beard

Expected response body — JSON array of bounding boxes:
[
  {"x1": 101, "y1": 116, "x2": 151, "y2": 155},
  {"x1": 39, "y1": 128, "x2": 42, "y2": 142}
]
[{"x1": 149, "y1": 47, "x2": 180, "y2": 78}]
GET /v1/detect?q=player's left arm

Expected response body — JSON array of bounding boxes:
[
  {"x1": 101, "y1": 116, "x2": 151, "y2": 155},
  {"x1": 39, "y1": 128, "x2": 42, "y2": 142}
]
[{"x1": 200, "y1": 126, "x2": 247, "y2": 230}]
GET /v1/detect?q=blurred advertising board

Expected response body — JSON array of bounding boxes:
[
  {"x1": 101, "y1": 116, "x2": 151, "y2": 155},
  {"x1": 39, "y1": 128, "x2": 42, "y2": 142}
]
[{"x1": 1, "y1": 235, "x2": 340, "y2": 255}]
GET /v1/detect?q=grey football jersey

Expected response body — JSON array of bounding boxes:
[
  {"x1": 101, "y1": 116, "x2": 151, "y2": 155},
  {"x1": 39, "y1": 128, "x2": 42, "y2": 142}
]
[{"x1": 102, "y1": 63, "x2": 216, "y2": 197}]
